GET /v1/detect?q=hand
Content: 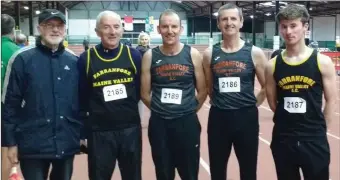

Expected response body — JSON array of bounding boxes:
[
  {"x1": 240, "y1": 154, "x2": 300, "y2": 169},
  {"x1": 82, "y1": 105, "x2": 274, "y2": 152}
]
[{"x1": 7, "y1": 146, "x2": 18, "y2": 164}]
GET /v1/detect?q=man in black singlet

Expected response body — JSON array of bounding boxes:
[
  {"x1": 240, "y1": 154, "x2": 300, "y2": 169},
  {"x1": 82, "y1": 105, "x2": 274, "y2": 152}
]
[
  {"x1": 202, "y1": 3, "x2": 267, "y2": 180},
  {"x1": 265, "y1": 4, "x2": 337, "y2": 180},
  {"x1": 77, "y1": 11, "x2": 142, "y2": 180},
  {"x1": 141, "y1": 9, "x2": 207, "y2": 180}
]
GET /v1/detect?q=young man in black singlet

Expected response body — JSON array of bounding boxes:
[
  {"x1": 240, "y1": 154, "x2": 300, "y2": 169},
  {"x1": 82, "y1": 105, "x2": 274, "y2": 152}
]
[
  {"x1": 265, "y1": 4, "x2": 337, "y2": 180},
  {"x1": 202, "y1": 3, "x2": 267, "y2": 180},
  {"x1": 141, "y1": 9, "x2": 207, "y2": 180},
  {"x1": 77, "y1": 11, "x2": 142, "y2": 180}
]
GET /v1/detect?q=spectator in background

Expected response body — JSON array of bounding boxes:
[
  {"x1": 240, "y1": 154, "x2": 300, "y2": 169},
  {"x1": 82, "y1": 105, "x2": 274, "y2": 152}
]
[
  {"x1": 136, "y1": 32, "x2": 150, "y2": 56},
  {"x1": 124, "y1": 38, "x2": 132, "y2": 47},
  {"x1": 15, "y1": 33, "x2": 27, "y2": 48},
  {"x1": 136, "y1": 31, "x2": 151, "y2": 128},
  {"x1": 83, "y1": 37, "x2": 89, "y2": 51},
  {"x1": 1, "y1": 13, "x2": 20, "y2": 180}
]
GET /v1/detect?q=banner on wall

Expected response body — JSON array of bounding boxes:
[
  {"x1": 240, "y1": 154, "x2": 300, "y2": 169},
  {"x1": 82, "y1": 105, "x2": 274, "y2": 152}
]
[{"x1": 124, "y1": 16, "x2": 134, "y2": 31}]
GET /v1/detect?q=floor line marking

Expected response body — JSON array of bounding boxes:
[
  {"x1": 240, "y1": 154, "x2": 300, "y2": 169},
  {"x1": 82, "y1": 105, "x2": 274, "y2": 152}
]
[{"x1": 199, "y1": 158, "x2": 211, "y2": 175}]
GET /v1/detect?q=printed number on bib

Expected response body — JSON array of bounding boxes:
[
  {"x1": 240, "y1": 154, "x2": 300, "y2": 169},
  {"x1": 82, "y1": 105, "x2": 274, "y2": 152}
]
[
  {"x1": 103, "y1": 84, "x2": 127, "y2": 102},
  {"x1": 284, "y1": 97, "x2": 306, "y2": 113},
  {"x1": 219, "y1": 77, "x2": 241, "y2": 93},
  {"x1": 161, "y1": 88, "x2": 182, "y2": 105}
]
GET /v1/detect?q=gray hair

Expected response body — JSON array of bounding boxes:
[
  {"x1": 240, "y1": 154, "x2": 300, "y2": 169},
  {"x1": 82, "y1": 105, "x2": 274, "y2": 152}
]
[
  {"x1": 217, "y1": 3, "x2": 243, "y2": 22},
  {"x1": 1, "y1": 14, "x2": 15, "y2": 36},
  {"x1": 95, "y1": 10, "x2": 122, "y2": 29},
  {"x1": 16, "y1": 33, "x2": 27, "y2": 44},
  {"x1": 138, "y1": 32, "x2": 150, "y2": 45}
]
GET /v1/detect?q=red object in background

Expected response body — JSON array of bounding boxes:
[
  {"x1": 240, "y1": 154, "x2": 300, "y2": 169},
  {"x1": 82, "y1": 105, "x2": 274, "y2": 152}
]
[
  {"x1": 9, "y1": 166, "x2": 22, "y2": 180},
  {"x1": 321, "y1": 52, "x2": 340, "y2": 71},
  {"x1": 124, "y1": 16, "x2": 133, "y2": 23}
]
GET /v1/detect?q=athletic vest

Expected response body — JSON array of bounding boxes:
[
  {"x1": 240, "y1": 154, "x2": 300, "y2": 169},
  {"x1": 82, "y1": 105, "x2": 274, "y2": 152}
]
[
  {"x1": 150, "y1": 45, "x2": 198, "y2": 119},
  {"x1": 273, "y1": 49, "x2": 326, "y2": 139},
  {"x1": 86, "y1": 44, "x2": 139, "y2": 130},
  {"x1": 210, "y1": 42, "x2": 257, "y2": 109}
]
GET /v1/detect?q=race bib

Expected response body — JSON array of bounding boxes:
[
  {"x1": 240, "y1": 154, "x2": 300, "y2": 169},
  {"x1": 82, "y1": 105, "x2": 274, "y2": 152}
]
[
  {"x1": 219, "y1": 77, "x2": 241, "y2": 93},
  {"x1": 284, "y1": 97, "x2": 306, "y2": 113},
  {"x1": 161, "y1": 88, "x2": 182, "y2": 105},
  {"x1": 103, "y1": 84, "x2": 127, "y2": 102}
]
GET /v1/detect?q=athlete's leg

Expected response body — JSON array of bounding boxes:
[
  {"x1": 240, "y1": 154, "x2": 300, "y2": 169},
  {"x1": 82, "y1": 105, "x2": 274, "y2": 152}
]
[
  {"x1": 299, "y1": 139, "x2": 330, "y2": 180},
  {"x1": 148, "y1": 113, "x2": 175, "y2": 180},
  {"x1": 118, "y1": 125, "x2": 142, "y2": 180},
  {"x1": 271, "y1": 138, "x2": 301, "y2": 180},
  {"x1": 87, "y1": 131, "x2": 117, "y2": 180},
  {"x1": 233, "y1": 106, "x2": 259, "y2": 180},
  {"x1": 208, "y1": 106, "x2": 234, "y2": 180},
  {"x1": 170, "y1": 113, "x2": 201, "y2": 180}
]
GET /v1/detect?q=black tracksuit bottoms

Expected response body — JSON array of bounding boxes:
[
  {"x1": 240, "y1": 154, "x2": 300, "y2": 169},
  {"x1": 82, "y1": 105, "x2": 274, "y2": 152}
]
[
  {"x1": 148, "y1": 112, "x2": 201, "y2": 180},
  {"x1": 208, "y1": 106, "x2": 259, "y2": 180},
  {"x1": 87, "y1": 125, "x2": 142, "y2": 180},
  {"x1": 270, "y1": 136, "x2": 330, "y2": 180}
]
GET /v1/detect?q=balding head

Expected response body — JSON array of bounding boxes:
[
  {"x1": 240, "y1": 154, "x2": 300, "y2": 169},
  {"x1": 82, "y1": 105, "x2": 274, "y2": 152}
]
[
  {"x1": 1, "y1": 14, "x2": 15, "y2": 36},
  {"x1": 16, "y1": 33, "x2": 27, "y2": 45},
  {"x1": 159, "y1": 9, "x2": 181, "y2": 26}
]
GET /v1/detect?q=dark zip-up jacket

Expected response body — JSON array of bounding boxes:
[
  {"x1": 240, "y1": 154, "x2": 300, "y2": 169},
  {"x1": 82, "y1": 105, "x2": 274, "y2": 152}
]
[{"x1": 2, "y1": 37, "x2": 83, "y2": 159}]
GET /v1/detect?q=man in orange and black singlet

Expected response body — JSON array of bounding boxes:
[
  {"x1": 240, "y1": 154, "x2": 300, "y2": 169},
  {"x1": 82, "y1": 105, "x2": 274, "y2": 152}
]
[
  {"x1": 141, "y1": 9, "x2": 207, "y2": 180},
  {"x1": 202, "y1": 3, "x2": 267, "y2": 180},
  {"x1": 265, "y1": 4, "x2": 337, "y2": 180},
  {"x1": 77, "y1": 11, "x2": 142, "y2": 180}
]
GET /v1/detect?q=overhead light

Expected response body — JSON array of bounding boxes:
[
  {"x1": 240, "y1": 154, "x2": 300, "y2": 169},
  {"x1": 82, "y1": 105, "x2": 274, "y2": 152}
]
[
  {"x1": 260, "y1": 2, "x2": 275, "y2": 7},
  {"x1": 265, "y1": 13, "x2": 271, "y2": 16},
  {"x1": 24, "y1": 6, "x2": 29, "y2": 10},
  {"x1": 35, "y1": 10, "x2": 40, "y2": 14},
  {"x1": 309, "y1": 7, "x2": 312, "y2": 10},
  {"x1": 213, "y1": 12, "x2": 218, "y2": 16},
  {"x1": 250, "y1": 15, "x2": 254, "y2": 19}
]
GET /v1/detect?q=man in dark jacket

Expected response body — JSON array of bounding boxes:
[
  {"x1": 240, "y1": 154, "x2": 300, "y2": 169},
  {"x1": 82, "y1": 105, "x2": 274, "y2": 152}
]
[{"x1": 2, "y1": 9, "x2": 85, "y2": 180}]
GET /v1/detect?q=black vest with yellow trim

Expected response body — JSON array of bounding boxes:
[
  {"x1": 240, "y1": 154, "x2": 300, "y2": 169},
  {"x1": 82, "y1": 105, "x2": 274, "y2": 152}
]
[
  {"x1": 86, "y1": 43, "x2": 140, "y2": 130},
  {"x1": 273, "y1": 49, "x2": 326, "y2": 140}
]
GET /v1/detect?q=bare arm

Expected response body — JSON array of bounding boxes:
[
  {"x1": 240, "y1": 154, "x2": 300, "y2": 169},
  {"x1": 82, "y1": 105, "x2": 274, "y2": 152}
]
[
  {"x1": 191, "y1": 47, "x2": 208, "y2": 111},
  {"x1": 140, "y1": 49, "x2": 152, "y2": 109},
  {"x1": 265, "y1": 58, "x2": 277, "y2": 112},
  {"x1": 202, "y1": 47, "x2": 213, "y2": 98},
  {"x1": 252, "y1": 46, "x2": 267, "y2": 107},
  {"x1": 318, "y1": 53, "x2": 337, "y2": 125}
]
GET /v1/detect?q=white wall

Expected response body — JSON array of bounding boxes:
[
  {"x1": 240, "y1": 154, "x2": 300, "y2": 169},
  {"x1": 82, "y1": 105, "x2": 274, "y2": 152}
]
[
  {"x1": 19, "y1": 16, "x2": 39, "y2": 36},
  {"x1": 264, "y1": 16, "x2": 338, "y2": 41},
  {"x1": 67, "y1": 1, "x2": 188, "y2": 38},
  {"x1": 16, "y1": 1, "x2": 188, "y2": 38},
  {"x1": 336, "y1": 14, "x2": 340, "y2": 37}
]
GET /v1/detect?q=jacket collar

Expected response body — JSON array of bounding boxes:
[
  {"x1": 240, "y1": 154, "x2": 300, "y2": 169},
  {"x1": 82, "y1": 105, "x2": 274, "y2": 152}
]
[
  {"x1": 36, "y1": 36, "x2": 65, "y2": 55},
  {"x1": 1, "y1": 36, "x2": 15, "y2": 43}
]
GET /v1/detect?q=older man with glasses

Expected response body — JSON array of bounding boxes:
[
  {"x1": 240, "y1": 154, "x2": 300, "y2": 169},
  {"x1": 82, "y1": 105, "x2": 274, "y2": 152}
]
[{"x1": 2, "y1": 9, "x2": 85, "y2": 180}]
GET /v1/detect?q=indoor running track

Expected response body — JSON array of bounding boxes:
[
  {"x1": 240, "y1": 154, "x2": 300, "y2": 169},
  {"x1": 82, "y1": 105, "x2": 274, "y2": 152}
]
[{"x1": 70, "y1": 75, "x2": 340, "y2": 180}]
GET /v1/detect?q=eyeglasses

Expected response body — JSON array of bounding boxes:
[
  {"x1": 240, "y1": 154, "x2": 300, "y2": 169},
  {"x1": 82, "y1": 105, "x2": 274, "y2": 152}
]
[{"x1": 42, "y1": 23, "x2": 65, "y2": 30}]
